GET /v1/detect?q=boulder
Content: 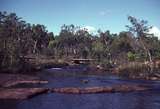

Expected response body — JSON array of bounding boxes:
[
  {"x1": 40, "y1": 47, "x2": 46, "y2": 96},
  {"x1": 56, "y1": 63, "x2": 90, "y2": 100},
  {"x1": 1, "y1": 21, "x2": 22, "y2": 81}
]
[{"x1": 81, "y1": 80, "x2": 89, "y2": 84}]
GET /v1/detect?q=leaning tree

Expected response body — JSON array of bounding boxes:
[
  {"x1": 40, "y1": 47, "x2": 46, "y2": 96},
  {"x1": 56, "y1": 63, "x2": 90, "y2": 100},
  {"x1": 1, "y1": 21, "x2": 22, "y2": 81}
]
[{"x1": 126, "y1": 16, "x2": 153, "y2": 73}]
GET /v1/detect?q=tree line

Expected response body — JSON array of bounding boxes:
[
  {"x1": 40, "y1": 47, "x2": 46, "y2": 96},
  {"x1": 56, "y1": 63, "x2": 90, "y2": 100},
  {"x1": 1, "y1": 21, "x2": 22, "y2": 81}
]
[{"x1": 0, "y1": 11, "x2": 160, "y2": 72}]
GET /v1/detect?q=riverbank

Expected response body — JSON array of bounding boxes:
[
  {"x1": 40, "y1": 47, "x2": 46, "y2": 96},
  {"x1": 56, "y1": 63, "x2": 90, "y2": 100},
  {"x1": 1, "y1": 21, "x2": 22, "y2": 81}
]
[
  {"x1": 0, "y1": 55, "x2": 69, "y2": 74},
  {"x1": 113, "y1": 61, "x2": 160, "y2": 81}
]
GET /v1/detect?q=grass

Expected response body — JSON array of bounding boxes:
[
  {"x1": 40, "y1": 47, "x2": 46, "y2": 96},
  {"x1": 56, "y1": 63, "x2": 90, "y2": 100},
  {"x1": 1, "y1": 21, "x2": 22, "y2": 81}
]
[{"x1": 116, "y1": 62, "x2": 152, "y2": 79}]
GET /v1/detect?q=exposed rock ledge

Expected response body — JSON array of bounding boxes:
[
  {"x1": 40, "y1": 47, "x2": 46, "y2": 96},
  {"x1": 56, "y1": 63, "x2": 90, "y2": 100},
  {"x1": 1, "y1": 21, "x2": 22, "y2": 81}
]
[
  {"x1": 0, "y1": 85, "x2": 150, "y2": 100},
  {"x1": 52, "y1": 84, "x2": 150, "y2": 94},
  {"x1": 0, "y1": 88, "x2": 48, "y2": 100},
  {"x1": 0, "y1": 73, "x2": 48, "y2": 88},
  {"x1": 4, "y1": 80, "x2": 48, "y2": 87}
]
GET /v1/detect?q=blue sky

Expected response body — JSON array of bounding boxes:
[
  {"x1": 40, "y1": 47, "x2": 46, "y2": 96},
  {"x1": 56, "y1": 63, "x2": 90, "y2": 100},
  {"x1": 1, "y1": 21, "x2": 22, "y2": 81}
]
[{"x1": 0, "y1": 0, "x2": 160, "y2": 35}]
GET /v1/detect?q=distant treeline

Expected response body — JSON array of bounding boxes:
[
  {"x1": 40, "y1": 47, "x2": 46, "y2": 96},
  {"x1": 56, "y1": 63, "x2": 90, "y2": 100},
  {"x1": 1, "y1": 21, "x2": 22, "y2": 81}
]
[{"x1": 0, "y1": 11, "x2": 160, "y2": 72}]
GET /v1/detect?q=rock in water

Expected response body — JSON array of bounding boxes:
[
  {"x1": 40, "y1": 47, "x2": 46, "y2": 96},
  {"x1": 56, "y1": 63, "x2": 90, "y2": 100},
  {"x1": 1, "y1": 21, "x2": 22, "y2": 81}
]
[
  {"x1": 52, "y1": 84, "x2": 149, "y2": 94},
  {"x1": 0, "y1": 88, "x2": 48, "y2": 100},
  {"x1": 81, "y1": 79, "x2": 89, "y2": 84}
]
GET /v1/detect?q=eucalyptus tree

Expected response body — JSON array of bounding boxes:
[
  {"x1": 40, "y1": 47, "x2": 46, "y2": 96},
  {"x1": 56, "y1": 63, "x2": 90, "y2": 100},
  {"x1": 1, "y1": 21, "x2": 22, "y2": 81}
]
[
  {"x1": 0, "y1": 12, "x2": 28, "y2": 69},
  {"x1": 58, "y1": 24, "x2": 76, "y2": 57},
  {"x1": 75, "y1": 28, "x2": 92, "y2": 58},
  {"x1": 32, "y1": 24, "x2": 49, "y2": 54},
  {"x1": 92, "y1": 40, "x2": 105, "y2": 61},
  {"x1": 126, "y1": 16, "x2": 153, "y2": 73}
]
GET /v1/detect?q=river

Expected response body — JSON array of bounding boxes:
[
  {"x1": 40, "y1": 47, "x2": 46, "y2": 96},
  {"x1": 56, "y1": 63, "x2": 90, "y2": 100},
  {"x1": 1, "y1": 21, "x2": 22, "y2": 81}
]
[{"x1": 0, "y1": 65, "x2": 160, "y2": 109}]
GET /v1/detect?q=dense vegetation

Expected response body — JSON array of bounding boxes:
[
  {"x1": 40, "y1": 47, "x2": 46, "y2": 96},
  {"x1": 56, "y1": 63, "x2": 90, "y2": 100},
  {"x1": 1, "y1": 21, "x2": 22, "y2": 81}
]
[{"x1": 0, "y1": 11, "x2": 160, "y2": 76}]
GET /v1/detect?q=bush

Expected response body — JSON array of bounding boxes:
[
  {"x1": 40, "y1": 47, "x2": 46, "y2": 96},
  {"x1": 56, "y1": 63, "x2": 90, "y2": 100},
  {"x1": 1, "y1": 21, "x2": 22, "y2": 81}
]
[
  {"x1": 127, "y1": 52, "x2": 136, "y2": 61},
  {"x1": 117, "y1": 62, "x2": 150, "y2": 78}
]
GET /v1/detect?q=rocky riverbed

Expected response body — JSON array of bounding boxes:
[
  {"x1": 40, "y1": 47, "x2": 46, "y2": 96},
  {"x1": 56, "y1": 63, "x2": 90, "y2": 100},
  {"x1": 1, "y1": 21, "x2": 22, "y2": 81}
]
[
  {"x1": 0, "y1": 84, "x2": 151, "y2": 100},
  {"x1": 0, "y1": 65, "x2": 160, "y2": 109},
  {"x1": 0, "y1": 72, "x2": 154, "y2": 100}
]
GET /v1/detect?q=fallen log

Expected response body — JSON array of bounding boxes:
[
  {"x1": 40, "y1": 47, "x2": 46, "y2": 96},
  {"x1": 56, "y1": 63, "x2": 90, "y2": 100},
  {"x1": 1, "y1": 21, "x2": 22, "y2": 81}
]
[{"x1": 0, "y1": 88, "x2": 48, "y2": 100}]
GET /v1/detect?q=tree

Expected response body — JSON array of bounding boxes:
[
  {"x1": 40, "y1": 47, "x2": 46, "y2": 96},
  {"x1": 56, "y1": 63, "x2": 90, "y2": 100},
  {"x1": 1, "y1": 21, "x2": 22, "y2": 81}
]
[
  {"x1": 0, "y1": 12, "x2": 27, "y2": 70},
  {"x1": 32, "y1": 24, "x2": 49, "y2": 54},
  {"x1": 126, "y1": 16, "x2": 153, "y2": 73},
  {"x1": 0, "y1": 11, "x2": 53, "y2": 72},
  {"x1": 92, "y1": 40, "x2": 105, "y2": 61}
]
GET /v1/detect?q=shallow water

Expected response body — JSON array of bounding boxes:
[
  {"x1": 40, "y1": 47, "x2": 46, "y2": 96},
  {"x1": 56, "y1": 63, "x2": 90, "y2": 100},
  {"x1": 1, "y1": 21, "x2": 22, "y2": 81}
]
[{"x1": 1, "y1": 65, "x2": 160, "y2": 109}]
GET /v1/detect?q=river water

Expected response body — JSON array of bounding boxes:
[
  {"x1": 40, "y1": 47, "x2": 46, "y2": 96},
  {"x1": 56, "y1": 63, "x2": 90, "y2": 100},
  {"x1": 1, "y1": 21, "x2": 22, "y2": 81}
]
[{"x1": 1, "y1": 65, "x2": 160, "y2": 109}]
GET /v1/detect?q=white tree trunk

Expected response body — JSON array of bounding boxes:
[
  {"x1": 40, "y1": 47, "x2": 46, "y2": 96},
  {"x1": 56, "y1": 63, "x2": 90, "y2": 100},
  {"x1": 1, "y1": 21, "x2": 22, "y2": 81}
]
[
  {"x1": 140, "y1": 38, "x2": 153, "y2": 73},
  {"x1": 33, "y1": 40, "x2": 37, "y2": 54}
]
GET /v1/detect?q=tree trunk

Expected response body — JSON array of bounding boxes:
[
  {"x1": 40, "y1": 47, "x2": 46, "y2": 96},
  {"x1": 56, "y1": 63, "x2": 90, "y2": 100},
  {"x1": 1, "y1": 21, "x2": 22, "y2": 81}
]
[
  {"x1": 10, "y1": 55, "x2": 13, "y2": 67},
  {"x1": 3, "y1": 39, "x2": 6, "y2": 49},
  {"x1": 2, "y1": 39, "x2": 7, "y2": 67},
  {"x1": 140, "y1": 38, "x2": 153, "y2": 73},
  {"x1": 33, "y1": 40, "x2": 37, "y2": 54}
]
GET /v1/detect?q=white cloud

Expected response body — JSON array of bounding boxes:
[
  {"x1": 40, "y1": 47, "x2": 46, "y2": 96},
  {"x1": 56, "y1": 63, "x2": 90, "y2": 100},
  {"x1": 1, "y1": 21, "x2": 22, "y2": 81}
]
[
  {"x1": 82, "y1": 26, "x2": 96, "y2": 33},
  {"x1": 99, "y1": 11, "x2": 106, "y2": 16},
  {"x1": 99, "y1": 10, "x2": 111, "y2": 16},
  {"x1": 148, "y1": 26, "x2": 160, "y2": 39}
]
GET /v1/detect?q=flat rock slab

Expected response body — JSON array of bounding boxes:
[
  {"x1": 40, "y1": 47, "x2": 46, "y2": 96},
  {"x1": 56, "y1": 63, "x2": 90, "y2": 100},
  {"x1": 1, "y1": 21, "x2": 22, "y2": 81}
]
[
  {"x1": 52, "y1": 85, "x2": 150, "y2": 94},
  {"x1": 0, "y1": 88, "x2": 48, "y2": 100},
  {"x1": 0, "y1": 85, "x2": 150, "y2": 100},
  {"x1": 0, "y1": 73, "x2": 48, "y2": 88},
  {"x1": 4, "y1": 80, "x2": 48, "y2": 87}
]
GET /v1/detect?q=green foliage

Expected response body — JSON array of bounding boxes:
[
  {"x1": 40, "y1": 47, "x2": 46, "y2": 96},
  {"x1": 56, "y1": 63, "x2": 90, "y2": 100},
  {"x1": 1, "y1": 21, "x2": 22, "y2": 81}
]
[
  {"x1": 92, "y1": 41, "x2": 104, "y2": 53},
  {"x1": 92, "y1": 41, "x2": 105, "y2": 61},
  {"x1": 127, "y1": 52, "x2": 136, "y2": 61},
  {"x1": 118, "y1": 62, "x2": 150, "y2": 78},
  {"x1": 82, "y1": 47, "x2": 89, "y2": 59},
  {"x1": 126, "y1": 16, "x2": 154, "y2": 65},
  {"x1": 1, "y1": 11, "x2": 160, "y2": 75},
  {"x1": 126, "y1": 16, "x2": 152, "y2": 37},
  {"x1": 0, "y1": 12, "x2": 53, "y2": 72}
]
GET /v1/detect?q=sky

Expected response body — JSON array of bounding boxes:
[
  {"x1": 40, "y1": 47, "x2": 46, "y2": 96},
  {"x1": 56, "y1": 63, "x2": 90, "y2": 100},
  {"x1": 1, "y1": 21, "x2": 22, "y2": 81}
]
[{"x1": 0, "y1": 0, "x2": 160, "y2": 36}]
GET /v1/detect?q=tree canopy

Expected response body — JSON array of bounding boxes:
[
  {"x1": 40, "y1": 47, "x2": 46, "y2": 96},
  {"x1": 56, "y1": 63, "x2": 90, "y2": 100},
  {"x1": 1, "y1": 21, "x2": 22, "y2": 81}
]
[{"x1": 0, "y1": 12, "x2": 160, "y2": 73}]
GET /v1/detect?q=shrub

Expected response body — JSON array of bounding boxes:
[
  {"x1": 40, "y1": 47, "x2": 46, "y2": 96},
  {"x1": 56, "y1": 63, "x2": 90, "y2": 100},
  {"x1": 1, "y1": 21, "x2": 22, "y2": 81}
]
[
  {"x1": 127, "y1": 52, "x2": 136, "y2": 61},
  {"x1": 117, "y1": 62, "x2": 150, "y2": 78}
]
